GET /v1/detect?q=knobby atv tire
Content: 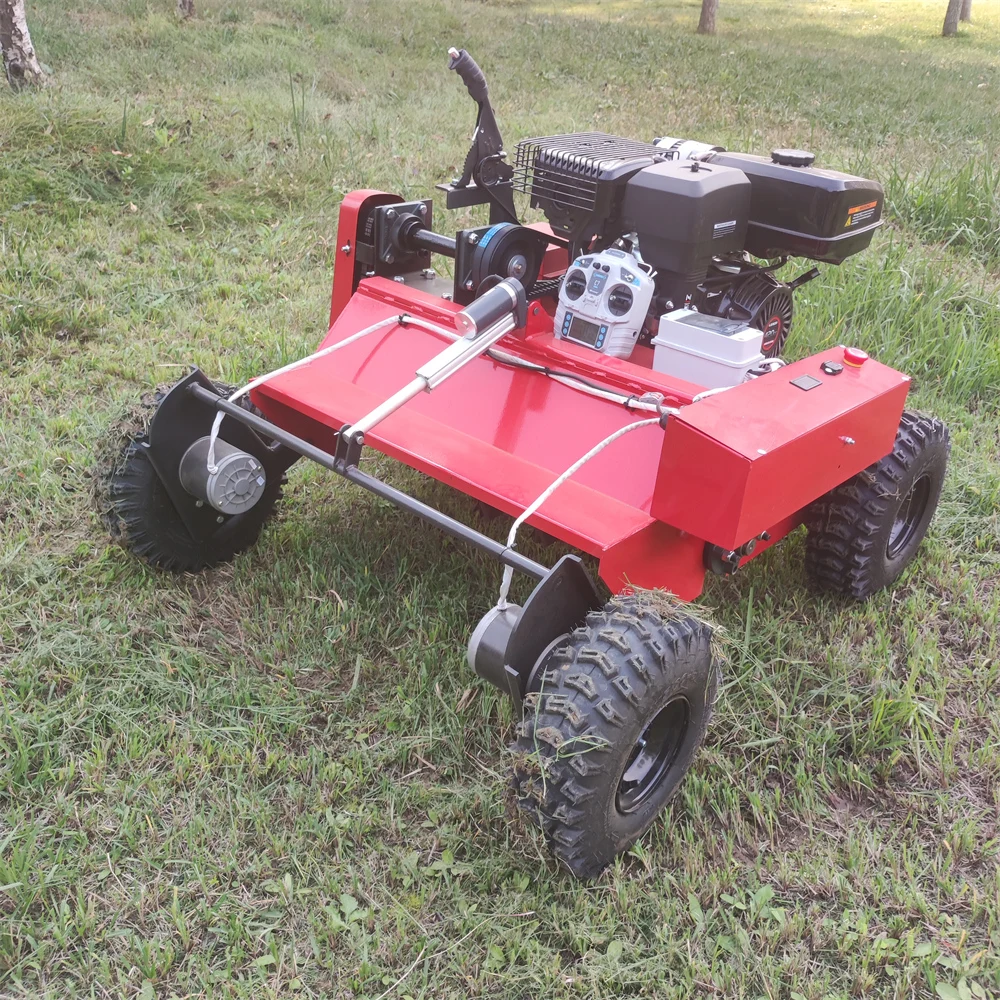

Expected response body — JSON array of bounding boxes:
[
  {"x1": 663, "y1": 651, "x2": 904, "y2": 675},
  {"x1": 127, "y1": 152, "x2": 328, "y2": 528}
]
[
  {"x1": 805, "y1": 410, "x2": 949, "y2": 599},
  {"x1": 97, "y1": 387, "x2": 284, "y2": 572},
  {"x1": 511, "y1": 595, "x2": 718, "y2": 880}
]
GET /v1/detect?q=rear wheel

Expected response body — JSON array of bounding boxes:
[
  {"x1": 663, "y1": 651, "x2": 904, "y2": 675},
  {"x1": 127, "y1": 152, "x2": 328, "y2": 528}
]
[
  {"x1": 97, "y1": 387, "x2": 284, "y2": 572},
  {"x1": 804, "y1": 410, "x2": 949, "y2": 599},
  {"x1": 510, "y1": 594, "x2": 718, "y2": 880}
]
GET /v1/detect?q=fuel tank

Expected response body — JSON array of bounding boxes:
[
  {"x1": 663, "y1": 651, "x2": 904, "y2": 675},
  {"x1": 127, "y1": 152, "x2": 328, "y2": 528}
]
[{"x1": 707, "y1": 150, "x2": 884, "y2": 264}]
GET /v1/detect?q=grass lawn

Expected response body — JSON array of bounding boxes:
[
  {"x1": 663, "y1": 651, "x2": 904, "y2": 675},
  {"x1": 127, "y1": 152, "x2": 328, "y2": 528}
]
[{"x1": 1, "y1": 0, "x2": 999, "y2": 996}]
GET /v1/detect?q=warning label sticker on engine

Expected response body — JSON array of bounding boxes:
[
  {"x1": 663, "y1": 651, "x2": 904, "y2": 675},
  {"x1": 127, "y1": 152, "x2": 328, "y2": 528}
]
[{"x1": 845, "y1": 201, "x2": 879, "y2": 227}]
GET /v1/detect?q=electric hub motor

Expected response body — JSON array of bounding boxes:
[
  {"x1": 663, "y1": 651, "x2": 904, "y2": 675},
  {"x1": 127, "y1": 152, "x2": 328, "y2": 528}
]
[{"x1": 178, "y1": 436, "x2": 268, "y2": 515}]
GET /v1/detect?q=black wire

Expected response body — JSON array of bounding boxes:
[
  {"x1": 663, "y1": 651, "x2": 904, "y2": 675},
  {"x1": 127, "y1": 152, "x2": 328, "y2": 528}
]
[
  {"x1": 696, "y1": 256, "x2": 790, "y2": 291},
  {"x1": 485, "y1": 348, "x2": 651, "y2": 410}
]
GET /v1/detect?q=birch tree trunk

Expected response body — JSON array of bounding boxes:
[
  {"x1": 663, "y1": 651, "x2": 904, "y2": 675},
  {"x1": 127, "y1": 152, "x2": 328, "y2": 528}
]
[
  {"x1": 960, "y1": 0, "x2": 972, "y2": 22},
  {"x1": 177, "y1": 0, "x2": 194, "y2": 18},
  {"x1": 697, "y1": 0, "x2": 718, "y2": 35},
  {"x1": 0, "y1": 0, "x2": 45, "y2": 88},
  {"x1": 942, "y1": 0, "x2": 962, "y2": 35}
]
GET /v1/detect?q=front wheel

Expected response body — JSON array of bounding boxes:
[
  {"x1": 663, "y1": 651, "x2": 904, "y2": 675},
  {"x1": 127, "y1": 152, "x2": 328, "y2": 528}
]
[
  {"x1": 510, "y1": 594, "x2": 719, "y2": 880},
  {"x1": 804, "y1": 410, "x2": 950, "y2": 599},
  {"x1": 96, "y1": 387, "x2": 284, "y2": 572}
]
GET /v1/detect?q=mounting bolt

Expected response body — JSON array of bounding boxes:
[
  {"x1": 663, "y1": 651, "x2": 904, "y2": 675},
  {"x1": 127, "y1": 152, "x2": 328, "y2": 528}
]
[
  {"x1": 195, "y1": 500, "x2": 204, "y2": 508},
  {"x1": 760, "y1": 531, "x2": 771, "y2": 542},
  {"x1": 383, "y1": 252, "x2": 395, "y2": 264},
  {"x1": 216, "y1": 515, "x2": 224, "y2": 523},
  {"x1": 386, "y1": 209, "x2": 397, "y2": 220},
  {"x1": 393, "y1": 275, "x2": 406, "y2": 283},
  {"x1": 417, "y1": 203, "x2": 427, "y2": 217},
  {"x1": 421, "y1": 267, "x2": 437, "y2": 279},
  {"x1": 340, "y1": 241, "x2": 351, "y2": 254},
  {"x1": 840, "y1": 435, "x2": 856, "y2": 446},
  {"x1": 464, "y1": 279, "x2": 475, "y2": 290},
  {"x1": 468, "y1": 233, "x2": 479, "y2": 246}
]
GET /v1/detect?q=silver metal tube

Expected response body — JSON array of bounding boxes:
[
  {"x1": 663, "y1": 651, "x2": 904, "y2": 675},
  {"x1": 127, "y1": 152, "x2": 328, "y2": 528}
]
[
  {"x1": 418, "y1": 313, "x2": 515, "y2": 388},
  {"x1": 345, "y1": 376, "x2": 427, "y2": 440},
  {"x1": 344, "y1": 313, "x2": 516, "y2": 440}
]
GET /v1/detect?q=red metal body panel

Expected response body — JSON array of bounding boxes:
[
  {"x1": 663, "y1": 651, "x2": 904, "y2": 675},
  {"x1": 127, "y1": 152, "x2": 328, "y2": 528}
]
[
  {"x1": 253, "y1": 190, "x2": 910, "y2": 599},
  {"x1": 652, "y1": 352, "x2": 910, "y2": 549},
  {"x1": 329, "y1": 190, "x2": 402, "y2": 326},
  {"x1": 257, "y1": 280, "x2": 669, "y2": 580}
]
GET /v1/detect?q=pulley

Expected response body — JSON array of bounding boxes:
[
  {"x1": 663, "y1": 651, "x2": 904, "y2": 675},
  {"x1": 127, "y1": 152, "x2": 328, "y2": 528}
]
[{"x1": 454, "y1": 222, "x2": 549, "y2": 304}]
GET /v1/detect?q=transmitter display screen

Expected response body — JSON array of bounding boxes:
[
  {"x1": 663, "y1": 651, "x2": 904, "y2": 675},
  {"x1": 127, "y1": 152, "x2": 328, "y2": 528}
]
[{"x1": 568, "y1": 315, "x2": 602, "y2": 347}]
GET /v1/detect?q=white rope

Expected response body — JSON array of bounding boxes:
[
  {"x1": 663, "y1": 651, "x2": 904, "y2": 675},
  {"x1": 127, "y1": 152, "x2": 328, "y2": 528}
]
[
  {"x1": 205, "y1": 313, "x2": 459, "y2": 473},
  {"x1": 495, "y1": 416, "x2": 663, "y2": 609}
]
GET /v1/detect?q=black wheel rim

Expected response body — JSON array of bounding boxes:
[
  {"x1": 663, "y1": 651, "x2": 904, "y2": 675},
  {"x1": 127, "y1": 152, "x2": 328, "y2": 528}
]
[
  {"x1": 886, "y1": 473, "x2": 932, "y2": 560},
  {"x1": 616, "y1": 698, "x2": 690, "y2": 814}
]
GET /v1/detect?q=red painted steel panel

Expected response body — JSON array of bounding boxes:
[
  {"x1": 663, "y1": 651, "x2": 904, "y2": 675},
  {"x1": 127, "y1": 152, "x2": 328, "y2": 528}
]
[
  {"x1": 652, "y1": 348, "x2": 910, "y2": 549},
  {"x1": 599, "y1": 520, "x2": 707, "y2": 600},
  {"x1": 256, "y1": 281, "x2": 670, "y2": 566},
  {"x1": 329, "y1": 190, "x2": 402, "y2": 326}
]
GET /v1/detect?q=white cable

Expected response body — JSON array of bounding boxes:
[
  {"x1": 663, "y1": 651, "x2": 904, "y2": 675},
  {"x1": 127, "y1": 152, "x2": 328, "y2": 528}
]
[
  {"x1": 691, "y1": 384, "x2": 732, "y2": 403},
  {"x1": 495, "y1": 416, "x2": 662, "y2": 609},
  {"x1": 208, "y1": 313, "x2": 681, "y2": 471},
  {"x1": 205, "y1": 313, "x2": 460, "y2": 473},
  {"x1": 690, "y1": 357, "x2": 787, "y2": 403}
]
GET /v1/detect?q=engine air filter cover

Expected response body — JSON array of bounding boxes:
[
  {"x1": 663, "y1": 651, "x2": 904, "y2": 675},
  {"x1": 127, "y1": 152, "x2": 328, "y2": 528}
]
[{"x1": 622, "y1": 160, "x2": 751, "y2": 281}]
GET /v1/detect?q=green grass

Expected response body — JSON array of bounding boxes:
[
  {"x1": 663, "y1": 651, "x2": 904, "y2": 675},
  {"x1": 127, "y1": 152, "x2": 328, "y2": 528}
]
[{"x1": 2, "y1": 0, "x2": 1000, "y2": 996}]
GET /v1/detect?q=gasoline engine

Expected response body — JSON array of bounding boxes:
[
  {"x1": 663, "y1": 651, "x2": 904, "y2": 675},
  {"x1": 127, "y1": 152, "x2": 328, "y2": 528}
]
[{"x1": 342, "y1": 48, "x2": 884, "y2": 389}]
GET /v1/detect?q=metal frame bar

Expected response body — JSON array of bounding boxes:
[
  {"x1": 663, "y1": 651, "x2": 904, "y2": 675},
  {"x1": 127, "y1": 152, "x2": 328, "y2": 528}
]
[{"x1": 188, "y1": 383, "x2": 549, "y2": 582}]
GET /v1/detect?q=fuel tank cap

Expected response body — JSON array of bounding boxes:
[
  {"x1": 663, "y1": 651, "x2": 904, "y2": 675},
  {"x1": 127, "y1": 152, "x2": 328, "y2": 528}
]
[{"x1": 771, "y1": 148, "x2": 816, "y2": 167}]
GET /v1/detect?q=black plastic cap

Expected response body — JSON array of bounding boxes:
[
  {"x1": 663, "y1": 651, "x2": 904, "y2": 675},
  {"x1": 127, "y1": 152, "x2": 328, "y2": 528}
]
[{"x1": 771, "y1": 148, "x2": 816, "y2": 167}]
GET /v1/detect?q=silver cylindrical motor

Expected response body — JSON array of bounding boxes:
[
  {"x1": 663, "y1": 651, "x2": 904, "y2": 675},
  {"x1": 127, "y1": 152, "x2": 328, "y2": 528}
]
[
  {"x1": 467, "y1": 603, "x2": 523, "y2": 691},
  {"x1": 178, "y1": 436, "x2": 267, "y2": 515}
]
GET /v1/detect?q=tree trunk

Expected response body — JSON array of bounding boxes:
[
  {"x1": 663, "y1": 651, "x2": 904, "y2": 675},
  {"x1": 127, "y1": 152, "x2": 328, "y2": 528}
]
[
  {"x1": 697, "y1": 0, "x2": 718, "y2": 35},
  {"x1": 960, "y1": 0, "x2": 972, "y2": 22},
  {"x1": 177, "y1": 0, "x2": 194, "y2": 18},
  {"x1": 0, "y1": 0, "x2": 45, "y2": 88},
  {"x1": 942, "y1": 0, "x2": 962, "y2": 35}
]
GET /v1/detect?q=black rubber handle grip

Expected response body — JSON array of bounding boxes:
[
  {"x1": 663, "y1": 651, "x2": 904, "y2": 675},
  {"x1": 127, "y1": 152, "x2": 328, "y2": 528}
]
[
  {"x1": 448, "y1": 47, "x2": 488, "y2": 104},
  {"x1": 456, "y1": 278, "x2": 525, "y2": 336}
]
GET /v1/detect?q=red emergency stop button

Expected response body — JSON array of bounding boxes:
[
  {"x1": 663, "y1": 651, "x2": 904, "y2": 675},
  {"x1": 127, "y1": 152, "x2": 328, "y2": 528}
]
[{"x1": 843, "y1": 347, "x2": 868, "y2": 367}]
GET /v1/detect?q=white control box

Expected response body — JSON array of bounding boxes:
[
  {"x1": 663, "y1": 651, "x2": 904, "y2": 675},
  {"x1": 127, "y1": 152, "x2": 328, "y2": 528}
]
[
  {"x1": 651, "y1": 308, "x2": 765, "y2": 388},
  {"x1": 555, "y1": 248, "x2": 655, "y2": 359}
]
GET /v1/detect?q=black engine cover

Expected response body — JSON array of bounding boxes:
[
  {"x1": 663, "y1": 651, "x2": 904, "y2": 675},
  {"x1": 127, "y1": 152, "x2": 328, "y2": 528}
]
[{"x1": 622, "y1": 160, "x2": 751, "y2": 284}]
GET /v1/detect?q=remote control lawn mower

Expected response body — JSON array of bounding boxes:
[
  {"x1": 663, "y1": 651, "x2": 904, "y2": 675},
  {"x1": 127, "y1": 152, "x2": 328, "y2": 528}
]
[{"x1": 99, "y1": 49, "x2": 950, "y2": 879}]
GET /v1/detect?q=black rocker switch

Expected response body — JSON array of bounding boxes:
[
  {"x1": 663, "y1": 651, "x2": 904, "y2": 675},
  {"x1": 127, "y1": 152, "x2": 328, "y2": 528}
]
[{"x1": 821, "y1": 361, "x2": 844, "y2": 375}]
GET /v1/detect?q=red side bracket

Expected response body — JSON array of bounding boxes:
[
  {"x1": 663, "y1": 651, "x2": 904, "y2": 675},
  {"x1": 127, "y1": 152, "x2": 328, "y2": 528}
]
[{"x1": 329, "y1": 189, "x2": 402, "y2": 326}]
